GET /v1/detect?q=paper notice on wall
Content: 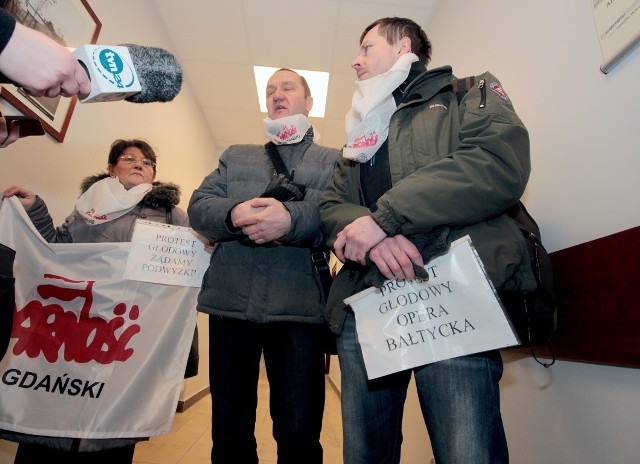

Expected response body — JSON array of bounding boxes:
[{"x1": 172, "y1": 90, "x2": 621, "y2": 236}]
[{"x1": 592, "y1": 0, "x2": 640, "y2": 73}]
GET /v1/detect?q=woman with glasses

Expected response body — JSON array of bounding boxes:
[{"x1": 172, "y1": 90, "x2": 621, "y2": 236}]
[
  {"x1": 3, "y1": 139, "x2": 182, "y2": 243},
  {"x1": 1, "y1": 138, "x2": 198, "y2": 464}
]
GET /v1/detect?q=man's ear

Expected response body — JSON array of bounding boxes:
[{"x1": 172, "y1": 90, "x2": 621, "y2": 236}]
[
  {"x1": 305, "y1": 96, "x2": 314, "y2": 115},
  {"x1": 398, "y1": 36, "x2": 412, "y2": 55}
]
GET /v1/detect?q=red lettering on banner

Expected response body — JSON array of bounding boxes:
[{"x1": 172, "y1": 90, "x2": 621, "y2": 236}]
[{"x1": 11, "y1": 274, "x2": 141, "y2": 364}]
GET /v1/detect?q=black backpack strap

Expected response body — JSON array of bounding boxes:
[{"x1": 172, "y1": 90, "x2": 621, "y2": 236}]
[
  {"x1": 451, "y1": 75, "x2": 475, "y2": 104},
  {"x1": 311, "y1": 249, "x2": 332, "y2": 297},
  {"x1": 264, "y1": 142, "x2": 290, "y2": 178},
  {"x1": 451, "y1": 75, "x2": 486, "y2": 108}
]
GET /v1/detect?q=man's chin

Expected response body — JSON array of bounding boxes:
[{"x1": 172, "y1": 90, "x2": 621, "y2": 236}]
[{"x1": 271, "y1": 110, "x2": 290, "y2": 120}]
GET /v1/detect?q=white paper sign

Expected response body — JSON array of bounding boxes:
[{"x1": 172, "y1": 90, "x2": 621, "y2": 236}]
[
  {"x1": 123, "y1": 220, "x2": 210, "y2": 287},
  {"x1": 345, "y1": 236, "x2": 519, "y2": 379}
]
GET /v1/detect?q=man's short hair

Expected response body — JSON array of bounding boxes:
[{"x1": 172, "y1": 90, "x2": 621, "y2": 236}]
[
  {"x1": 273, "y1": 68, "x2": 312, "y2": 98},
  {"x1": 360, "y1": 17, "x2": 432, "y2": 64}
]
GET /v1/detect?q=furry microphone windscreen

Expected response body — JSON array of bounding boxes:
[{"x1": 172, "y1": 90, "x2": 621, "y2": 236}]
[{"x1": 121, "y1": 44, "x2": 183, "y2": 103}]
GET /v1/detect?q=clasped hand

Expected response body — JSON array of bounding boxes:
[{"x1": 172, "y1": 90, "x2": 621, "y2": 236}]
[
  {"x1": 334, "y1": 216, "x2": 423, "y2": 280},
  {"x1": 230, "y1": 197, "x2": 291, "y2": 245}
]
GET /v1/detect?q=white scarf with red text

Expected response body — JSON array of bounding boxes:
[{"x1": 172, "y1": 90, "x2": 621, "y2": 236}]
[
  {"x1": 343, "y1": 53, "x2": 418, "y2": 163},
  {"x1": 75, "y1": 177, "x2": 152, "y2": 225},
  {"x1": 263, "y1": 114, "x2": 312, "y2": 145}
]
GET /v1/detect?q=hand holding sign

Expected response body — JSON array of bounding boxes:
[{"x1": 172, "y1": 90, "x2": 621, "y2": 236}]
[{"x1": 345, "y1": 236, "x2": 519, "y2": 379}]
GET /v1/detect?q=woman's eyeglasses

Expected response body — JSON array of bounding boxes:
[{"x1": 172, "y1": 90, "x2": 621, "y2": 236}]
[{"x1": 118, "y1": 155, "x2": 156, "y2": 168}]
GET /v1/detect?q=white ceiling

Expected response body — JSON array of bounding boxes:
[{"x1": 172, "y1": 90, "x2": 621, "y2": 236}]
[{"x1": 151, "y1": 0, "x2": 440, "y2": 152}]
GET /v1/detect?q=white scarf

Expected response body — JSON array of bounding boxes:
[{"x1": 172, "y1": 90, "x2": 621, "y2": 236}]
[
  {"x1": 263, "y1": 114, "x2": 312, "y2": 145},
  {"x1": 343, "y1": 53, "x2": 419, "y2": 163},
  {"x1": 75, "y1": 177, "x2": 152, "y2": 225}
]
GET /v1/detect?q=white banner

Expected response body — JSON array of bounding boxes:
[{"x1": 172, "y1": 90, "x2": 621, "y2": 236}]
[
  {"x1": 345, "y1": 236, "x2": 519, "y2": 379},
  {"x1": 123, "y1": 220, "x2": 210, "y2": 287},
  {"x1": 0, "y1": 197, "x2": 198, "y2": 438}
]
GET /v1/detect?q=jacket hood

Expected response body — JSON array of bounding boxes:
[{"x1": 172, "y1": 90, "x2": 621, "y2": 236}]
[{"x1": 80, "y1": 172, "x2": 182, "y2": 210}]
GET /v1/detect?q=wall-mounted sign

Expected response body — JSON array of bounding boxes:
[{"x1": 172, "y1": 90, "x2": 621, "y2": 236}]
[{"x1": 592, "y1": 0, "x2": 640, "y2": 73}]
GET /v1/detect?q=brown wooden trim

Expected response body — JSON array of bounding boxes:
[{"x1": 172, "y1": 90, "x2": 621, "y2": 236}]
[
  {"x1": 548, "y1": 226, "x2": 640, "y2": 368},
  {"x1": 176, "y1": 386, "x2": 210, "y2": 413}
]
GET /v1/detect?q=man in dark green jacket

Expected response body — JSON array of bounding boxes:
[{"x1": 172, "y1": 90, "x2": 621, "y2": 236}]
[{"x1": 320, "y1": 17, "x2": 533, "y2": 464}]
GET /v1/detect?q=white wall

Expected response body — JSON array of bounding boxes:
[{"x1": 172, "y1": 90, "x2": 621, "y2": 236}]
[
  {"x1": 392, "y1": 1, "x2": 640, "y2": 463},
  {"x1": 428, "y1": 0, "x2": 640, "y2": 253},
  {"x1": 0, "y1": 0, "x2": 219, "y2": 403}
]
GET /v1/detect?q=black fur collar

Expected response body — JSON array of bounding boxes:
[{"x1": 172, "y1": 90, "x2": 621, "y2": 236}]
[{"x1": 80, "y1": 173, "x2": 181, "y2": 210}]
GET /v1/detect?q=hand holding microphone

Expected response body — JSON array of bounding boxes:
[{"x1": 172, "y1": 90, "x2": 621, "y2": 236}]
[
  {"x1": 0, "y1": 29, "x2": 183, "y2": 103},
  {"x1": 0, "y1": 21, "x2": 91, "y2": 99},
  {"x1": 0, "y1": 9, "x2": 182, "y2": 146}
]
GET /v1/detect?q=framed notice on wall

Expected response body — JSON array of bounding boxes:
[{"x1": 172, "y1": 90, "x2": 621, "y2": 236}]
[{"x1": 592, "y1": 0, "x2": 640, "y2": 73}]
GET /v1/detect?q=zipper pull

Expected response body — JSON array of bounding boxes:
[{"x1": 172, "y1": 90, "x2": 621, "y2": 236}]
[{"x1": 478, "y1": 78, "x2": 486, "y2": 109}]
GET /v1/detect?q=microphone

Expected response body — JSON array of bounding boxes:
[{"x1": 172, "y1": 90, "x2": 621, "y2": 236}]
[
  {"x1": 72, "y1": 44, "x2": 183, "y2": 104},
  {"x1": 122, "y1": 44, "x2": 183, "y2": 103}
]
